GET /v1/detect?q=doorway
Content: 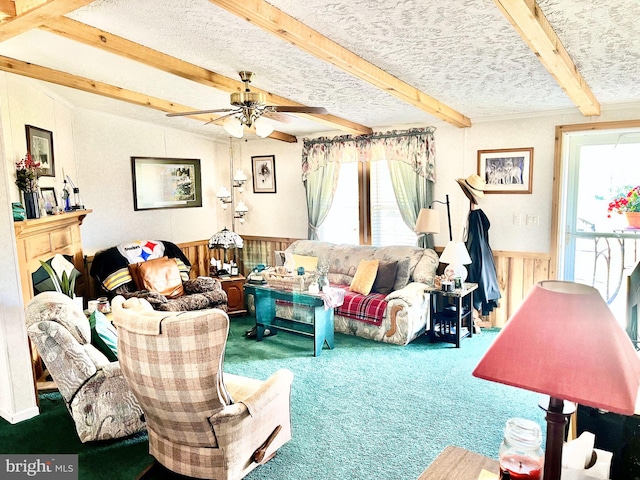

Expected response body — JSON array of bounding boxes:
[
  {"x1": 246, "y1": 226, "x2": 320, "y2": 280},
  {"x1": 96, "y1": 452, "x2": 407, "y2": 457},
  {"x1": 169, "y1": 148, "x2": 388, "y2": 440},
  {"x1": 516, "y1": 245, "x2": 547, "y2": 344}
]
[{"x1": 553, "y1": 121, "x2": 640, "y2": 326}]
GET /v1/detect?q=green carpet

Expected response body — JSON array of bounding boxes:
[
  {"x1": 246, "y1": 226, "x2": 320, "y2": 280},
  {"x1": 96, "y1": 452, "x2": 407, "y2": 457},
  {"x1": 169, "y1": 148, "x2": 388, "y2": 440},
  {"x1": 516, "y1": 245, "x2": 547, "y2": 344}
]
[{"x1": 0, "y1": 316, "x2": 546, "y2": 479}]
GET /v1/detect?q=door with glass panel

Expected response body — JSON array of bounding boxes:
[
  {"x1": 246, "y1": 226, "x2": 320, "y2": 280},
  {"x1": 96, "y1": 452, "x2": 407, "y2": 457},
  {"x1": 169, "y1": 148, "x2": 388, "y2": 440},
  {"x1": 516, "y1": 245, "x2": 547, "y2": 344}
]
[{"x1": 561, "y1": 128, "x2": 640, "y2": 323}]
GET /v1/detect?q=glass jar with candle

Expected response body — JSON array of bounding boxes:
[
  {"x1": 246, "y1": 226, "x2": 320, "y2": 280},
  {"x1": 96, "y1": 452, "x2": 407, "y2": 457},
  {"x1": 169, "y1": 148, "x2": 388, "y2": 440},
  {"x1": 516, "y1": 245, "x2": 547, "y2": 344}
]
[{"x1": 499, "y1": 417, "x2": 544, "y2": 480}]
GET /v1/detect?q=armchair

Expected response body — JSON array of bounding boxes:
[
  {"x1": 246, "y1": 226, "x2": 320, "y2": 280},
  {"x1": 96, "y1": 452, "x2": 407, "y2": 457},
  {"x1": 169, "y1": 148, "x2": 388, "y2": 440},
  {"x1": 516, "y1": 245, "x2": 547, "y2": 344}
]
[
  {"x1": 112, "y1": 296, "x2": 293, "y2": 480},
  {"x1": 24, "y1": 292, "x2": 146, "y2": 443},
  {"x1": 90, "y1": 240, "x2": 227, "y2": 312}
]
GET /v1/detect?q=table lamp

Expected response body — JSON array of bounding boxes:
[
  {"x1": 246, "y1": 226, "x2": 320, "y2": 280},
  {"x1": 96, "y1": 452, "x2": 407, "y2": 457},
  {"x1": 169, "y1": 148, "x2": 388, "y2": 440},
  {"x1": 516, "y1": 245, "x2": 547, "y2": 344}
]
[
  {"x1": 473, "y1": 280, "x2": 640, "y2": 480},
  {"x1": 439, "y1": 240, "x2": 472, "y2": 282},
  {"x1": 208, "y1": 227, "x2": 243, "y2": 273}
]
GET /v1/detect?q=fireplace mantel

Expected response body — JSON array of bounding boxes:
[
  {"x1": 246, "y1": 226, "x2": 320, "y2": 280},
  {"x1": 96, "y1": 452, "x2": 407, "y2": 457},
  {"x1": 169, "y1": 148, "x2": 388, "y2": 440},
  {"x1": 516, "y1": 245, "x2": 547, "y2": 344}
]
[{"x1": 14, "y1": 209, "x2": 92, "y2": 305}]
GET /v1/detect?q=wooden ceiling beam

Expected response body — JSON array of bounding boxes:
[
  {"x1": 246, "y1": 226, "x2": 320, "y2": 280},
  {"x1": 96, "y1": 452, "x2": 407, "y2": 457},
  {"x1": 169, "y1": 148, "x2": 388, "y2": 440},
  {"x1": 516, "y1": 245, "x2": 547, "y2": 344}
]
[
  {"x1": 0, "y1": 0, "x2": 94, "y2": 41},
  {"x1": 493, "y1": 0, "x2": 600, "y2": 116},
  {"x1": 208, "y1": 0, "x2": 471, "y2": 128},
  {"x1": 41, "y1": 16, "x2": 371, "y2": 136},
  {"x1": 0, "y1": 54, "x2": 297, "y2": 143}
]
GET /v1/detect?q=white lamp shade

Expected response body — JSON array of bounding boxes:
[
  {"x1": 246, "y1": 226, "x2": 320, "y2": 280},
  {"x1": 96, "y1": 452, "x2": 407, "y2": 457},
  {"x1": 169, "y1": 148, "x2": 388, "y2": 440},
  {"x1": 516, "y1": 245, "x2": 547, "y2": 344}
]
[
  {"x1": 234, "y1": 201, "x2": 249, "y2": 213},
  {"x1": 223, "y1": 116, "x2": 244, "y2": 138},
  {"x1": 216, "y1": 186, "x2": 231, "y2": 199},
  {"x1": 439, "y1": 241, "x2": 472, "y2": 265},
  {"x1": 254, "y1": 116, "x2": 275, "y2": 138},
  {"x1": 233, "y1": 169, "x2": 247, "y2": 182},
  {"x1": 415, "y1": 208, "x2": 440, "y2": 234}
]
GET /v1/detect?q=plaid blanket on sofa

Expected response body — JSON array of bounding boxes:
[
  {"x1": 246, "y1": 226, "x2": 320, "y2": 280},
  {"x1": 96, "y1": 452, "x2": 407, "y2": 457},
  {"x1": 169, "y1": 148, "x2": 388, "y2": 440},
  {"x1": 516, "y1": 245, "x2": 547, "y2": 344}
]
[{"x1": 333, "y1": 285, "x2": 388, "y2": 327}]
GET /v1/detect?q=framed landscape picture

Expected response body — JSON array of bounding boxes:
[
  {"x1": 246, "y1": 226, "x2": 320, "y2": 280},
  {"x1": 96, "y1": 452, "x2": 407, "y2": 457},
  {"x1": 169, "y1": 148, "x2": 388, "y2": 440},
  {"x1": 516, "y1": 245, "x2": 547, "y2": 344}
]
[
  {"x1": 477, "y1": 147, "x2": 533, "y2": 194},
  {"x1": 26, "y1": 125, "x2": 55, "y2": 177},
  {"x1": 131, "y1": 157, "x2": 202, "y2": 211},
  {"x1": 252, "y1": 155, "x2": 276, "y2": 193}
]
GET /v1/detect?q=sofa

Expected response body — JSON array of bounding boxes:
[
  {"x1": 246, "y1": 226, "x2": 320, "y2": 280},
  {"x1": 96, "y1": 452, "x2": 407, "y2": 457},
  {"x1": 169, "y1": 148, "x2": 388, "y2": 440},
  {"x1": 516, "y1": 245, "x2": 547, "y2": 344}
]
[{"x1": 272, "y1": 240, "x2": 439, "y2": 345}]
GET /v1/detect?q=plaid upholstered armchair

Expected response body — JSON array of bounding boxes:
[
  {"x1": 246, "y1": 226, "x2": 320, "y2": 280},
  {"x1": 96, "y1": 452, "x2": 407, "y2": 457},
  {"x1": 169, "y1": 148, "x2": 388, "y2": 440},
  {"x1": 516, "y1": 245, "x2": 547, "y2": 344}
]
[{"x1": 112, "y1": 296, "x2": 293, "y2": 480}]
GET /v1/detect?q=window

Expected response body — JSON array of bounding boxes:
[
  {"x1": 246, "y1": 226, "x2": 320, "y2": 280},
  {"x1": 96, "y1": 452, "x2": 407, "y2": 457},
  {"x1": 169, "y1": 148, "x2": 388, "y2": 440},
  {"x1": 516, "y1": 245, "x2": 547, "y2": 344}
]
[{"x1": 318, "y1": 160, "x2": 418, "y2": 246}]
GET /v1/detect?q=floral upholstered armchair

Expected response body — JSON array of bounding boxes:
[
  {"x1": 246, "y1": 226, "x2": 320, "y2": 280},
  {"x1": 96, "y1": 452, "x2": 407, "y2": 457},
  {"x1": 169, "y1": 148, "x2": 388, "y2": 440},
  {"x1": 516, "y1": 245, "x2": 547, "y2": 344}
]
[
  {"x1": 90, "y1": 240, "x2": 227, "y2": 312},
  {"x1": 25, "y1": 292, "x2": 146, "y2": 442},
  {"x1": 112, "y1": 295, "x2": 293, "y2": 479}
]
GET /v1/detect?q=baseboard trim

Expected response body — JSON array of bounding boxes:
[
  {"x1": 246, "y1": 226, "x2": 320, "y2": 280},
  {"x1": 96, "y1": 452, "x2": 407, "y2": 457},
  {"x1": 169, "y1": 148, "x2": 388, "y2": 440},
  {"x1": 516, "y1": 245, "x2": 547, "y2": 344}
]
[{"x1": 0, "y1": 405, "x2": 39, "y2": 424}]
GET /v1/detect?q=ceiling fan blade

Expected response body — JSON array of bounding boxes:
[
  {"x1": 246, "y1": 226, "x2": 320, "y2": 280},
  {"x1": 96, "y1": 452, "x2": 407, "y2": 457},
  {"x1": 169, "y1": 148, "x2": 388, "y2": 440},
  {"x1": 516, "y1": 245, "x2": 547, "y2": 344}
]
[
  {"x1": 166, "y1": 108, "x2": 234, "y2": 117},
  {"x1": 262, "y1": 111, "x2": 294, "y2": 123},
  {"x1": 270, "y1": 106, "x2": 328, "y2": 114},
  {"x1": 204, "y1": 112, "x2": 237, "y2": 125}
]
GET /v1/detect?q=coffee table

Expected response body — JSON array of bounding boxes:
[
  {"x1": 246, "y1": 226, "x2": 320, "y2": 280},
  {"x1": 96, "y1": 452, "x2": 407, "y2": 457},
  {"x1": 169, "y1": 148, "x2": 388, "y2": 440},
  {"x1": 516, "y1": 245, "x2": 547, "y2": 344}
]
[
  {"x1": 418, "y1": 446, "x2": 499, "y2": 479},
  {"x1": 244, "y1": 284, "x2": 334, "y2": 357}
]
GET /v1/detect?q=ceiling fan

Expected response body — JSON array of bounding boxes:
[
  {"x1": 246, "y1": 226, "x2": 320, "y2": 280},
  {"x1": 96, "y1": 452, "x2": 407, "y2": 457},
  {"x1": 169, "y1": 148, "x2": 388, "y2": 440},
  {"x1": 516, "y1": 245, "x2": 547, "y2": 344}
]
[{"x1": 167, "y1": 71, "x2": 327, "y2": 138}]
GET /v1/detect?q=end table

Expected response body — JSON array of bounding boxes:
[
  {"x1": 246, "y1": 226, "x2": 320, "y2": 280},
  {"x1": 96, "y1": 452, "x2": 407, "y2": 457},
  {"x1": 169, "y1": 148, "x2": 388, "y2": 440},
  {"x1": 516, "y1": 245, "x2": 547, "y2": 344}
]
[
  {"x1": 215, "y1": 274, "x2": 247, "y2": 315},
  {"x1": 427, "y1": 282, "x2": 478, "y2": 347}
]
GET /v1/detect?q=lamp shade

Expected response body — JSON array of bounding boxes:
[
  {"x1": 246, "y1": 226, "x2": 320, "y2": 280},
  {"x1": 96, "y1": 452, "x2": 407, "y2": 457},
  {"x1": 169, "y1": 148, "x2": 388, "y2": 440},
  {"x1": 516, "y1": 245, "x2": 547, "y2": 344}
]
[
  {"x1": 254, "y1": 116, "x2": 275, "y2": 138},
  {"x1": 439, "y1": 241, "x2": 471, "y2": 265},
  {"x1": 208, "y1": 227, "x2": 244, "y2": 250},
  {"x1": 415, "y1": 208, "x2": 440, "y2": 234},
  {"x1": 223, "y1": 116, "x2": 244, "y2": 138},
  {"x1": 473, "y1": 280, "x2": 640, "y2": 415}
]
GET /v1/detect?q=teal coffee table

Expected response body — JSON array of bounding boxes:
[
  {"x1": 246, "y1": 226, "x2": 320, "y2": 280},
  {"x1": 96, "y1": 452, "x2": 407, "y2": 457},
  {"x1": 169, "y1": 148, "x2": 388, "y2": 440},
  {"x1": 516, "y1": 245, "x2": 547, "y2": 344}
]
[{"x1": 244, "y1": 284, "x2": 335, "y2": 357}]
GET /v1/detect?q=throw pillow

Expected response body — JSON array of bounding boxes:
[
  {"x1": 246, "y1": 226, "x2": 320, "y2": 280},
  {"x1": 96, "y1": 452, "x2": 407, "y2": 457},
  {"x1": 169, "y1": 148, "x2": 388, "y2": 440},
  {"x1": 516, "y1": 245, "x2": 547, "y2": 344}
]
[
  {"x1": 372, "y1": 260, "x2": 399, "y2": 295},
  {"x1": 88, "y1": 311, "x2": 118, "y2": 362},
  {"x1": 292, "y1": 254, "x2": 319, "y2": 271},
  {"x1": 350, "y1": 259, "x2": 380, "y2": 295},
  {"x1": 392, "y1": 257, "x2": 412, "y2": 291},
  {"x1": 129, "y1": 256, "x2": 184, "y2": 298}
]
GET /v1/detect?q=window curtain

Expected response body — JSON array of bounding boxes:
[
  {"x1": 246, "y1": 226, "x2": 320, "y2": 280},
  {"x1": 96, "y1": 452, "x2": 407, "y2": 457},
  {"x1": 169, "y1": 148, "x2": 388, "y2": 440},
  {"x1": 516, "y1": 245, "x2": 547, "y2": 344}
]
[
  {"x1": 302, "y1": 136, "x2": 357, "y2": 239},
  {"x1": 359, "y1": 128, "x2": 436, "y2": 248},
  {"x1": 302, "y1": 127, "x2": 436, "y2": 243}
]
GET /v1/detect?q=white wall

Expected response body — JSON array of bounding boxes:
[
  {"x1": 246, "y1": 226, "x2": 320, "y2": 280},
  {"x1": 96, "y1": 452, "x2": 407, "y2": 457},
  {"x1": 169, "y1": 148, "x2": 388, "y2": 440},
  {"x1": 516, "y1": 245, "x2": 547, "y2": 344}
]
[
  {"x1": 71, "y1": 109, "x2": 225, "y2": 254},
  {"x1": 230, "y1": 138, "x2": 308, "y2": 239}
]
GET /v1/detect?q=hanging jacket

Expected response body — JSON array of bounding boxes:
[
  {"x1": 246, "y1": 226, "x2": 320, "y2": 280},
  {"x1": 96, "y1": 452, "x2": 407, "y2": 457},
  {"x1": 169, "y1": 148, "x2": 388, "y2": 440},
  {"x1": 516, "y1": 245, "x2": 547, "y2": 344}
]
[{"x1": 465, "y1": 209, "x2": 501, "y2": 315}]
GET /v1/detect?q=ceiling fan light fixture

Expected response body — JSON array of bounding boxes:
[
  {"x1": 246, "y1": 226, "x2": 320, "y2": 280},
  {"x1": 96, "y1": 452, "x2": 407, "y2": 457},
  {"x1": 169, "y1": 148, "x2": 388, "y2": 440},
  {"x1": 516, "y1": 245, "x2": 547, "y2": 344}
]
[
  {"x1": 254, "y1": 116, "x2": 275, "y2": 138},
  {"x1": 223, "y1": 116, "x2": 244, "y2": 138}
]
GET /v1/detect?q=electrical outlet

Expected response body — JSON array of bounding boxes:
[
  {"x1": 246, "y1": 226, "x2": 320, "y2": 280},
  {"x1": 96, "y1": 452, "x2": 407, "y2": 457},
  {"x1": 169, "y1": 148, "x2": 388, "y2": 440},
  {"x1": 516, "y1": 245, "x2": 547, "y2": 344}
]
[
  {"x1": 526, "y1": 214, "x2": 539, "y2": 226},
  {"x1": 513, "y1": 213, "x2": 523, "y2": 226}
]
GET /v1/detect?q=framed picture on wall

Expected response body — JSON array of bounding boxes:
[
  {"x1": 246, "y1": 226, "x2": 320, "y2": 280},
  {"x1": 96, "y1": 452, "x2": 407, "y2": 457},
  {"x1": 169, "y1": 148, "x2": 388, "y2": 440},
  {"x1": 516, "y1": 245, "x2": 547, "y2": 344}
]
[
  {"x1": 477, "y1": 147, "x2": 533, "y2": 194},
  {"x1": 131, "y1": 157, "x2": 202, "y2": 210},
  {"x1": 25, "y1": 125, "x2": 55, "y2": 177},
  {"x1": 252, "y1": 155, "x2": 276, "y2": 193}
]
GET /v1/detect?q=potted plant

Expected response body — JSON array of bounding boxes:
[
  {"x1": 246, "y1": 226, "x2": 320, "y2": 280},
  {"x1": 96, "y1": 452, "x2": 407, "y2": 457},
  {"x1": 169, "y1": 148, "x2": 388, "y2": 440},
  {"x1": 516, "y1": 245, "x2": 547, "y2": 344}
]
[
  {"x1": 15, "y1": 152, "x2": 41, "y2": 219},
  {"x1": 608, "y1": 185, "x2": 640, "y2": 228},
  {"x1": 39, "y1": 260, "x2": 76, "y2": 299}
]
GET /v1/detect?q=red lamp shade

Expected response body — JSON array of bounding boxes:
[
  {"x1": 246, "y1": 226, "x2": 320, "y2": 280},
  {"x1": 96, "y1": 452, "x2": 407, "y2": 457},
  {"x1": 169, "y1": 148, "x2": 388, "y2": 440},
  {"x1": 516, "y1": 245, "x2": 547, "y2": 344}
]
[{"x1": 473, "y1": 280, "x2": 640, "y2": 415}]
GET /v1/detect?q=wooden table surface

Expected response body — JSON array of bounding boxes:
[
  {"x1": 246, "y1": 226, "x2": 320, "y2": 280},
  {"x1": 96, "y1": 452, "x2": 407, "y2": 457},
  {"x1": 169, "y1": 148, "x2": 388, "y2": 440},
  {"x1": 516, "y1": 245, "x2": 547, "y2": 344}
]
[{"x1": 418, "y1": 445, "x2": 499, "y2": 479}]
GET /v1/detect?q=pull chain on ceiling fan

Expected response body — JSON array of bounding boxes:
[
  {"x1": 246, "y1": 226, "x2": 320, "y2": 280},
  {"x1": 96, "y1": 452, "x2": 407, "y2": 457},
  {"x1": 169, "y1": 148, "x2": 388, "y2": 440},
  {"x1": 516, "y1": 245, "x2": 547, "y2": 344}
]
[{"x1": 167, "y1": 71, "x2": 328, "y2": 138}]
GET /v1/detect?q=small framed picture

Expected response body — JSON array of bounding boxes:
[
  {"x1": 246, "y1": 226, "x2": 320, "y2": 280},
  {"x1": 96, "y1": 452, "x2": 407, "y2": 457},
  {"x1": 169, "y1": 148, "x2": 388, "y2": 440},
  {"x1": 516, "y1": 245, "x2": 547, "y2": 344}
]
[
  {"x1": 40, "y1": 187, "x2": 57, "y2": 210},
  {"x1": 25, "y1": 125, "x2": 55, "y2": 177},
  {"x1": 477, "y1": 148, "x2": 533, "y2": 194},
  {"x1": 252, "y1": 155, "x2": 276, "y2": 193}
]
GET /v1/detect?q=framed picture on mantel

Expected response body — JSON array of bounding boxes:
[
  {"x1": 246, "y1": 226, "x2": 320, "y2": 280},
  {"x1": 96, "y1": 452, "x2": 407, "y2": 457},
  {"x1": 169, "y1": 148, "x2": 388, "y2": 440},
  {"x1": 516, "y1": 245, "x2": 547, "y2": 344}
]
[
  {"x1": 26, "y1": 125, "x2": 55, "y2": 177},
  {"x1": 477, "y1": 147, "x2": 533, "y2": 194}
]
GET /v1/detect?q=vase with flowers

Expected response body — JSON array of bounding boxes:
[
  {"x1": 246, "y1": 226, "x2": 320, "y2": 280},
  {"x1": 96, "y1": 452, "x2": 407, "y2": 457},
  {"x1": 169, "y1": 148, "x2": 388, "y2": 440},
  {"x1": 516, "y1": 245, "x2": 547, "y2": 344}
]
[
  {"x1": 607, "y1": 185, "x2": 640, "y2": 228},
  {"x1": 15, "y1": 152, "x2": 41, "y2": 219}
]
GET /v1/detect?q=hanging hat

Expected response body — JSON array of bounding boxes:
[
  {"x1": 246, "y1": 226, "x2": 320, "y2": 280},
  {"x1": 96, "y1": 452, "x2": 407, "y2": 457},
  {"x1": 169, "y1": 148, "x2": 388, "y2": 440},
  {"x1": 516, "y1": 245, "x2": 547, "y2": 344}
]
[{"x1": 456, "y1": 174, "x2": 487, "y2": 204}]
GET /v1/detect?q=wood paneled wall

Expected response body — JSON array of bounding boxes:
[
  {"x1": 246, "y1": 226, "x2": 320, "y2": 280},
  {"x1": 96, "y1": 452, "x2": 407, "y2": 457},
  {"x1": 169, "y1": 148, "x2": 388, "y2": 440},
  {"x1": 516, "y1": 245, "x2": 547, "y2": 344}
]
[{"x1": 85, "y1": 237, "x2": 550, "y2": 327}]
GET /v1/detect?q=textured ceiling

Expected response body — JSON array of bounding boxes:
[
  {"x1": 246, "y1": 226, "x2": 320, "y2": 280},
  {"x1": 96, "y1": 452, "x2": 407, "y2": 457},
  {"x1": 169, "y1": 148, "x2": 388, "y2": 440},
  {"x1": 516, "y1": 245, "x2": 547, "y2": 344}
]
[{"x1": 0, "y1": 0, "x2": 638, "y2": 141}]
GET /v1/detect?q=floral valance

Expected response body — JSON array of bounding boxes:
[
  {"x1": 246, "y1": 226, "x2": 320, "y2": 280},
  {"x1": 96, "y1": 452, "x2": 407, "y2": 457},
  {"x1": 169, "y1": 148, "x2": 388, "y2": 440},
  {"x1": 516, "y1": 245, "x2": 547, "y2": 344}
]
[{"x1": 302, "y1": 127, "x2": 436, "y2": 182}]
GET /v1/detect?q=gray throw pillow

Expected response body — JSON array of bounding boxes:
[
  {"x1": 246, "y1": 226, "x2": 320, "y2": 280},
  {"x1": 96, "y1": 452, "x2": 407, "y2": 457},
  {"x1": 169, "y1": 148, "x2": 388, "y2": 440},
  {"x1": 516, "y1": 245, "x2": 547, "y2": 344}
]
[
  {"x1": 372, "y1": 261, "x2": 398, "y2": 295},
  {"x1": 392, "y1": 257, "x2": 411, "y2": 291}
]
